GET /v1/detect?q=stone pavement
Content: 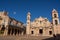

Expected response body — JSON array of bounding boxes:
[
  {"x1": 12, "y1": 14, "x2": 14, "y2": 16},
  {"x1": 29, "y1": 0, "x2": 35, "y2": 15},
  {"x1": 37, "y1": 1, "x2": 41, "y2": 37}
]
[{"x1": 0, "y1": 35, "x2": 52, "y2": 40}]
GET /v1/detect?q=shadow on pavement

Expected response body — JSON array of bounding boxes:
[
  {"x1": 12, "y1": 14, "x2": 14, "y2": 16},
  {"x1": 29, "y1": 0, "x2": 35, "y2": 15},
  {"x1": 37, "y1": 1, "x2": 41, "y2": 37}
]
[{"x1": 42, "y1": 34, "x2": 60, "y2": 40}]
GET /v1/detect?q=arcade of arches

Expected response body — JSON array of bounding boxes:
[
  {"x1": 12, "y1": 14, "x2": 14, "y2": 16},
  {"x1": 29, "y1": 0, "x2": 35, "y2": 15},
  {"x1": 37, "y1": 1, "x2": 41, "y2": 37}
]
[{"x1": 0, "y1": 25, "x2": 25, "y2": 36}]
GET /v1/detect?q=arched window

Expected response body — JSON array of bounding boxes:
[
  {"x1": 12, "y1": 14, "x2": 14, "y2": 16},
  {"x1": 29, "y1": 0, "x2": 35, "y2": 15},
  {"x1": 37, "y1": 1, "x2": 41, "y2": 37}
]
[
  {"x1": 54, "y1": 14, "x2": 57, "y2": 18},
  {"x1": 55, "y1": 20, "x2": 58, "y2": 25}
]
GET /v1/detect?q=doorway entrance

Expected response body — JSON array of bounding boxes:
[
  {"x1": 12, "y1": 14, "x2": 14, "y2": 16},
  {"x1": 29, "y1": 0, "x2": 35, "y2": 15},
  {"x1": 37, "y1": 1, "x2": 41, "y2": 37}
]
[
  {"x1": 39, "y1": 29, "x2": 43, "y2": 34},
  {"x1": 49, "y1": 31, "x2": 52, "y2": 35},
  {"x1": 31, "y1": 31, "x2": 34, "y2": 34}
]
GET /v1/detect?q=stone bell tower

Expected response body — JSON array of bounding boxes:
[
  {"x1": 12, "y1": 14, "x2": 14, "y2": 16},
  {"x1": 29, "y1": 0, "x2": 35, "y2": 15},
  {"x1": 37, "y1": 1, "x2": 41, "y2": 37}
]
[
  {"x1": 26, "y1": 12, "x2": 31, "y2": 34},
  {"x1": 52, "y1": 9, "x2": 59, "y2": 25}
]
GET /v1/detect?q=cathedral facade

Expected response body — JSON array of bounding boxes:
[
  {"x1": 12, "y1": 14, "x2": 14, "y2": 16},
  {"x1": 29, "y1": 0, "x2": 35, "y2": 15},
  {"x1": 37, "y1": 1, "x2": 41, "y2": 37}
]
[{"x1": 26, "y1": 9, "x2": 60, "y2": 36}]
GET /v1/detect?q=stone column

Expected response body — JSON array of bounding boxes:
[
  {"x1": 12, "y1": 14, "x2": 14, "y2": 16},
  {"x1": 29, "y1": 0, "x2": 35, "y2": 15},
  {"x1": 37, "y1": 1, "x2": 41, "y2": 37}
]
[
  {"x1": 43, "y1": 28, "x2": 46, "y2": 36},
  {"x1": 21, "y1": 31, "x2": 24, "y2": 35},
  {"x1": 3, "y1": 26, "x2": 8, "y2": 36}
]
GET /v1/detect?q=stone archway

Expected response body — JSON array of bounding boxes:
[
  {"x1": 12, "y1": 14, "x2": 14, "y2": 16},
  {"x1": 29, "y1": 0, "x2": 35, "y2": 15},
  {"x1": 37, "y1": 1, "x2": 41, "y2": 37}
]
[
  {"x1": 0, "y1": 25, "x2": 5, "y2": 34},
  {"x1": 11, "y1": 28, "x2": 14, "y2": 35},
  {"x1": 15, "y1": 29, "x2": 17, "y2": 35},
  {"x1": 8, "y1": 28, "x2": 11, "y2": 35},
  {"x1": 17, "y1": 30, "x2": 20, "y2": 34}
]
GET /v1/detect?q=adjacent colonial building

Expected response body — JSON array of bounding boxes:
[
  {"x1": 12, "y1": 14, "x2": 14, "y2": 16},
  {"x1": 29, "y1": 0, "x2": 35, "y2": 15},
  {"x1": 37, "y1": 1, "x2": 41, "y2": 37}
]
[
  {"x1": 26, "y1": 9, "x2": 60, "y2": 36},
  {"x1": 0, "y1": 11, "x2": 25, "y2": 36}
]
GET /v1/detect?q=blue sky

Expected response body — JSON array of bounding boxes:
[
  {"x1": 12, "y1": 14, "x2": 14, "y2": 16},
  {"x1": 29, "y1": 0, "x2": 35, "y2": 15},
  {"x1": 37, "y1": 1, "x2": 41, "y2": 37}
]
[{"x1": 0, "y1": 0, "x2": 60, "y2": 23}]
